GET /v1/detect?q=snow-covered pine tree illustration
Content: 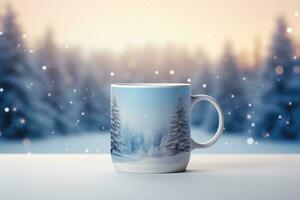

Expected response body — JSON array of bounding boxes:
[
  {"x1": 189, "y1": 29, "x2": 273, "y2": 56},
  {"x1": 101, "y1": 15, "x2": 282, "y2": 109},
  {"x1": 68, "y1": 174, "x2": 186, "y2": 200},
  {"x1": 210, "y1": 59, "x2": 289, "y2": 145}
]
[
  {"x1": 111, "y1": 96, "x2": 125, "y2": 156},
  {"x1": 165, "y1": 97, "x2": 190, "y2": 156}
]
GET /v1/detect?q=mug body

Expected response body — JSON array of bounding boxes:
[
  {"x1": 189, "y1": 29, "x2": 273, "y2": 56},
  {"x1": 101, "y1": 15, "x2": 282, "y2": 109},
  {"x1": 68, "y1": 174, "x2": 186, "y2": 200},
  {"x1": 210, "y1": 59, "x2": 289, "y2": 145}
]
[{"x1": 111, "y1": 83, "x2": 191, "y2": 173}]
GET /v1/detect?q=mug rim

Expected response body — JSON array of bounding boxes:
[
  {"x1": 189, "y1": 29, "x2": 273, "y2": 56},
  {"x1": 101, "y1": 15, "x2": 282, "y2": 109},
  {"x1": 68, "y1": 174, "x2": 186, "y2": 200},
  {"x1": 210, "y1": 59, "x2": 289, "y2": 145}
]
[{"x1": 111, "y1": 83, "x2": 190, "y2": 88}]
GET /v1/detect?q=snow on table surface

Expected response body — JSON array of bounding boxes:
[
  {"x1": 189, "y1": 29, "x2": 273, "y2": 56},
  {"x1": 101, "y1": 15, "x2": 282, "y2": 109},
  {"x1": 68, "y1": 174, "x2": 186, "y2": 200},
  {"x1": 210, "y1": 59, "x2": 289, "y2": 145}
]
[
  {"x1": 0, "y1": 128, "x2": 300, "y2": 153},
  {"x1": 0, "y1": 154, "x2": 299, "y2": 200}
]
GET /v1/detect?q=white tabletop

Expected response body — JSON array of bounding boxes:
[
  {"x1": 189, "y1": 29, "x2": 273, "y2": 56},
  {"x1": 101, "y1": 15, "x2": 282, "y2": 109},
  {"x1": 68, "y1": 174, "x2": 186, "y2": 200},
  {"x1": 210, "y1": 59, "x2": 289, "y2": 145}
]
[{"x1": 0, "y1": 154, "x2": 299, "y2": 200}]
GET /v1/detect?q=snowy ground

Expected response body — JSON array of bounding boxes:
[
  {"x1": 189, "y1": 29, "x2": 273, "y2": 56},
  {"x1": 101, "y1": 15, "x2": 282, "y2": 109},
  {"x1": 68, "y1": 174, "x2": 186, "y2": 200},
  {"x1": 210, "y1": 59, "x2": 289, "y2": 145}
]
[{"x1": 0, "y1": 128, "x2": 299, "y2": 153}]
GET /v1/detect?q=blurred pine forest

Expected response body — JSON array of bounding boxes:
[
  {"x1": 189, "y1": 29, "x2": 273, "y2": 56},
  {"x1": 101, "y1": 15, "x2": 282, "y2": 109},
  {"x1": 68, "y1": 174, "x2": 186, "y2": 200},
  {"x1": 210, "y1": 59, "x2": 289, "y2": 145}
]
[{"x1": 0, "y1": 6, "x2": 299, "y2": 140}]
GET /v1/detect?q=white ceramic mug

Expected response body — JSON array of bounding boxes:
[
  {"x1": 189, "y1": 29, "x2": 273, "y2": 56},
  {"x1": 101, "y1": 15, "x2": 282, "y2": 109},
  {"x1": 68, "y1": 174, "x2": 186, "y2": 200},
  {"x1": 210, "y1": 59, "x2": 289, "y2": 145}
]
[{"x1": 111, "y1": 83, "x2": 224, "y2": 173}]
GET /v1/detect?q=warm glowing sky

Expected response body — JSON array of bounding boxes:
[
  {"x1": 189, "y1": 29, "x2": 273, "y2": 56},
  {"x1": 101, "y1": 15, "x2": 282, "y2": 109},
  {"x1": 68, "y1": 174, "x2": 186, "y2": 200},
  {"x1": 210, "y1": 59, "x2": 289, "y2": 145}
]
[{"x1": 1, "y1": 0, "x2": 300, "y2": 58}]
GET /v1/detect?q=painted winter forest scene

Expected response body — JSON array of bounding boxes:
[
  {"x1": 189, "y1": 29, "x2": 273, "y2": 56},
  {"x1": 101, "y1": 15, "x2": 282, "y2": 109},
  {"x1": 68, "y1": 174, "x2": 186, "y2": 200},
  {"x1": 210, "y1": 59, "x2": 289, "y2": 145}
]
[
  {"x1": 111, "y1": 87, "x2": 190, "y2": 161},
  {"x1": 0, "y1": 0, "x2": 300, "y2": 153}
]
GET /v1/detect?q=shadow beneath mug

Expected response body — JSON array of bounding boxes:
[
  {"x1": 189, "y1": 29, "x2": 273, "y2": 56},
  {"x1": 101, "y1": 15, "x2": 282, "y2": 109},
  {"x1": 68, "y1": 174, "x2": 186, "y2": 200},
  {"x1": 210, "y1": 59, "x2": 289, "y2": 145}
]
[
  {"x1": 183, "y1": 156, "x2": 281, "y2": 173},
  {"x1": 121, "y1": 160, "x2": 274, "y2": 175}
]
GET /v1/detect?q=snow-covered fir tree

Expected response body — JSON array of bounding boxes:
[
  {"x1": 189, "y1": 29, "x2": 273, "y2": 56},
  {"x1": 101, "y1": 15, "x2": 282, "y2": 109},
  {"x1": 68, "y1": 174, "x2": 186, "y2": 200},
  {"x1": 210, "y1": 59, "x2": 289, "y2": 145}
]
[
  {"x1": 256, "y1": 17, "x2": 300, "y2": 139},
  {"x1": 165, "y1": 97, "x2": 190, "y2": 156},
  {"x1": 207, "y1": 42, "x2": 248, "y2": 133},
  {"x1": 80, "y1": 64, "x2": 109, "y2": 132},
  {"x1": 36, "y1": 28, "x2": 75, "y2": 133},
  {"x1": 0, "y1": 5, "x2": 54, "y2": 138},
  {"x1": 62, "y1": 48, "x2": 89, "y2": 132},
  {"x1": 110, "y1": 96, "x2": 125, "y2": 155}
]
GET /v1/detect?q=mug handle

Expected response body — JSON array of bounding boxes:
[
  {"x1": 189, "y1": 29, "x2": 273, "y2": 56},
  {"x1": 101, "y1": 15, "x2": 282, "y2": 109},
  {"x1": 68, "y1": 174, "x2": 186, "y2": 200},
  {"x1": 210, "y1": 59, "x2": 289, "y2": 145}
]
[{"x1": 190, "y1": 95, "x2": 224, "y2": 150}]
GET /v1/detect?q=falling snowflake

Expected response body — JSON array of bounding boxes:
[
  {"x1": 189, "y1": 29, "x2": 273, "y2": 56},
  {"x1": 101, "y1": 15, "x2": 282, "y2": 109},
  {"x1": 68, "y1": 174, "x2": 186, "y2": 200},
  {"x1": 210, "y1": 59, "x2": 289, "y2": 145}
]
[
  {"x1": 286, "y1": 120, "x2": 290, "y2": 125},
  {"x1": 216, "y1": 75, "x2": 220, "y2": 79},
  {"x1": 286, "y1": 27, "x2": 293, "y2": 33},
  {"x1": 29, "y1": 49, "x2": 35, "y2": 54},
  {"x1": 0, "y1": 88, "x2": 3, "y2": 92},
  {"x1": 278, "y1": 115, "x2": 282, "y2": 119},
  {"x1": 187, "y1": 78, "x2": 191, "y2": 83},
  {"x1": 110, "y1": 72, "x2": 115, "y2": 76},
  {"x1": 230, "y1": 94, "x2": 235, "y2": 98},
  {"x1": 288, "y1": 102, "x2": 292, "y2": 106},
  {"x1": 13, "y1": 107, "x2": 17, "y2": 112},
  {"x1": 248, "y1": 103, "x2": 252, "y2": 107},
  {"x1": 247, "y1": 137, "x2": 254, "y2": 145},
  {"x1": 154, "y1": 70, "x2": 159, "y2": 75},
  {"x1": 202, "y1": 83, "x2": 207, "y2": 88},
  {"x1": 20, "y1": 118, "x2": 26, "y2": 124},
  {"x1": 0, "y1": 31, "x2": 3, "y2": 35},
  {"x1": 4, "y1": 107, "x2": 9, "y2": 112},
  {"x1": 246, "y1": 114, "x2": 252, "y2": 120},
  {"x1": 255, "y1": 141, "x2": 258, "y2": 145},
  {"x1": 48, "y1": 93, "x2": 51, "y2": 97},
  {"x1": 22, "y1": 34, "x2": 27, "y2": 39},
  {"x1": 224, "y1": 141, "x2": 229, "y2": 145},
  {"x1": 85, "y1": 148, "x2": 89, "y2": 153},
  {"x1": 169, "y1": 70, "x2": 175, "y2": 75},
  {"x1": 42, "y1": 65, "x2": 47, "y2": 70},
  {"x1": 275, "y1": 65, "x2": 284, "y2": 75},
  {"x1": 295, "y1": 11, "x2": 299, "y2": 17},
  {"x1": 81, "y1": 112, "x2": 85, "y2": 116},
  {"x1": 293, "y1": 56, "x2": 297, "y2": 60},
  {"x1": 69, "y1": 101, "x2": 73, "y2": 104},
  {"x1": 242, "y1": 76, "x2": 246, "y2": 81},
  {"x1": 73, "y1": 89, "x2": 77, "y2": 93},
  {"x1": 65, "y1": 45, "x2": 69, "y2": 49},
  {"x1": 263, "y1": 132, "x2": 270, "y2": 138},
  {"x1": 51, "y1": 131, "x2": 55, "y2": 134},
  {"x1": 251, "y1": 122, "x2": 255, "y2": 127},
  {"x1": 228, "y1": 112, "x2": 231, "y2": 116}
]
